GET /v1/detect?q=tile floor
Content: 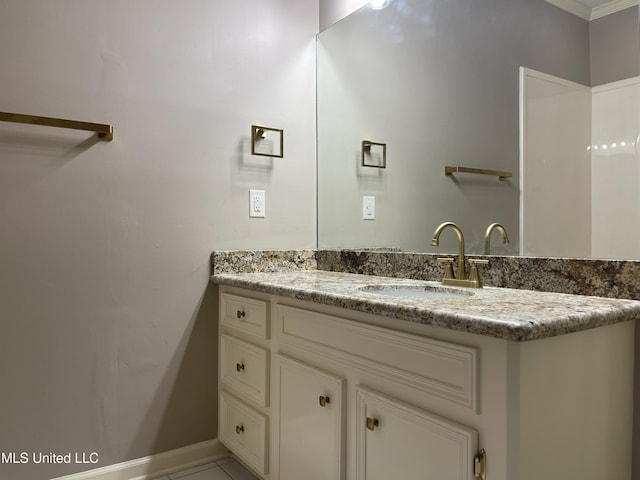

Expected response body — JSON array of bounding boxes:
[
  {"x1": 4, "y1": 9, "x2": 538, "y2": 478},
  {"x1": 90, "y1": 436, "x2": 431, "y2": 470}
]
[{"x1": 154, "y1": 457, "x2": 260, "y2": 480}]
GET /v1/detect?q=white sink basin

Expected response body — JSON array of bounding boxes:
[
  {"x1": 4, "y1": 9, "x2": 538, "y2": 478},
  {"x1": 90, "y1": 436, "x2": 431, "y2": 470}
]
[{"x1": 359, "y1": 284, "x2": 472, "y2": 299}]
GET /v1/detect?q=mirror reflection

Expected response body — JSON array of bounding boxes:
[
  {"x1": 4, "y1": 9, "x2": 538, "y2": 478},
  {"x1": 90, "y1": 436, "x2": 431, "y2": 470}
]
[{"x1": 317, "y1": 0, "x2": 640, "y2": 258}]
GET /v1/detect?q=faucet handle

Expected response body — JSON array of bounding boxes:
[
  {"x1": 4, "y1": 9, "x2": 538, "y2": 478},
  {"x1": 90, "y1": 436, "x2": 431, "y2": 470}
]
[
  {"x1": 469, "y1": 259, "x2": 489, "y2": 265},
  {"x1": 468, "y1": 259, "x2": 489, "y2": 287},
  {"x1": 437, "y1": 257, "x2": 455, "y2": 280}
]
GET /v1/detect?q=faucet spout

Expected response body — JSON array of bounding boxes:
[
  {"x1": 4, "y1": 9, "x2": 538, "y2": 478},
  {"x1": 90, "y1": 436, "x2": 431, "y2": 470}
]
[
  {"x1": 484, "y1": 223, "x2": 510, "y2": 255},
  {"x1": 431, "y1": 222, "x2": 466, "y2": 280}
]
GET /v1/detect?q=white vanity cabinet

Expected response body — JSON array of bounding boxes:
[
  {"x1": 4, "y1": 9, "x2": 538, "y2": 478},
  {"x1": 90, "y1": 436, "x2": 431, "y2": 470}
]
[
  {"x1": 272, "y1": 302, "x2": 482, "y2": 480},
  {"x1": 218, "y1": 285, "x2": 635, "y2": 480},
  {"x1": 219, "y1": 286, "x2": 485, "y2": 479}
]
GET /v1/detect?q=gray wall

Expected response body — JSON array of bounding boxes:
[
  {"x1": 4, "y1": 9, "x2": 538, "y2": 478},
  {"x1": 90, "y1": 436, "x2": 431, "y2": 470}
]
[
  {"x1": 590, "y1": 6, "x2": 640, "y2": 86},
  {"x1": 0, "y1": 2, "x2": 317, "y2": 479}
]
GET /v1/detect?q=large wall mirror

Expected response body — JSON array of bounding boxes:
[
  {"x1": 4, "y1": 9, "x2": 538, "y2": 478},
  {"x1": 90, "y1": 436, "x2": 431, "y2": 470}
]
[{"x1": 317, "y1": 0, "x2": 640, "y2": 258}]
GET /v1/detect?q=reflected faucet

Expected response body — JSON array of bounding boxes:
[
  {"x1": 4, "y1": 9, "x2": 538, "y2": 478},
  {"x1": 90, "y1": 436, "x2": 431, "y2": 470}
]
[
  {"x1": 431, "y1": 222, "x2": 466, "y2": 280},
  {"x1": 431, "y1": 222, "x2": 488, "y2": 288},
  {"x1": 484, "y1": 223, "x2": 510, "y2": 255}
]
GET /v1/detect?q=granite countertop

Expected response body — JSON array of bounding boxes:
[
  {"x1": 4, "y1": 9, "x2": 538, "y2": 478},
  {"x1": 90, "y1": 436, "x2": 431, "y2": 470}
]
[{"x1": 211, "y1": 270, "x2": 640, "y2": 342}]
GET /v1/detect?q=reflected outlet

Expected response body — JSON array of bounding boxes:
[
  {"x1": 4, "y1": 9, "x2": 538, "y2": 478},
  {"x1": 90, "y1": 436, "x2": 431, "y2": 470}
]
[
  {"x1": 250, "y1": 189, "x2": 266, "y2": 218},
  {"x1": 363, "y1": 195, "x2": 375, "y2": 220}
]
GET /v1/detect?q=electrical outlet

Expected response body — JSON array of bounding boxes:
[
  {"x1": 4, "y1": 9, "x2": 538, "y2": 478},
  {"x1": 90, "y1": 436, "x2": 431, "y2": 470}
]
[
  {"x1": 250, "y1": 189, "x2": 266, "y2": 218},
  {"x1": 363, "y1": 195, "x2": 375, "y2": 220}
]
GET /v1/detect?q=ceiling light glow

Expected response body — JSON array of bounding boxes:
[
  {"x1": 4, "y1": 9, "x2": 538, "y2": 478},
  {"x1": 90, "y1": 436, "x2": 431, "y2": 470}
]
[{"x1": 369, "y1": 0, "x2": 390, "y2": 10}]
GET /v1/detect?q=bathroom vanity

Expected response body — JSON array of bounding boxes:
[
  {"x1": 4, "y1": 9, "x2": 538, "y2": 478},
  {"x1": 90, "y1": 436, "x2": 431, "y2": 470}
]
[{"x1": 212, "y1": 270, "x2": 640, "y2": 480}]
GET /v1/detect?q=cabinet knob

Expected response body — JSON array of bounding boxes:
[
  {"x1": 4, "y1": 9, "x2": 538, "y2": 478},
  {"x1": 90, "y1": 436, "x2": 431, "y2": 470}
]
[
  {"x1": 366, "y1": 417, "x2": 379, "y2": 431},
  {"x1": 236, "y1": 310, "x2": 246, "y2": 319},
  {"x1": 319, "y1": 395, "x2": 330, "y2": 407},
  {"x1": 236, "y1": 425, "x2": 244, "y2": 434},
  {"x1": 236, "y1": 363, "x2": 245, "y2": 372}
]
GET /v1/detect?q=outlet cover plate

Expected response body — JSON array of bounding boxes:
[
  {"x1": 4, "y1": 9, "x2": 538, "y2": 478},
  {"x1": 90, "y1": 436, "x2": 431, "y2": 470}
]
[
  {"x1": 363, "y1": 195, "x2": 375, "y2": 220},
  {"x1": 250, "y1": 189, "x2": 266, "y2": 218}
]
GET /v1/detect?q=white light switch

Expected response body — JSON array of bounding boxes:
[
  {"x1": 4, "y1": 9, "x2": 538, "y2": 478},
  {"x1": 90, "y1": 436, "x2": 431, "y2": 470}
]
[
  {"x1": 250, "y1": 189, "x2": 266, "y2": 218},
  {"x1": 363, "y1": 195, "x2": 375, "y2": 220}
]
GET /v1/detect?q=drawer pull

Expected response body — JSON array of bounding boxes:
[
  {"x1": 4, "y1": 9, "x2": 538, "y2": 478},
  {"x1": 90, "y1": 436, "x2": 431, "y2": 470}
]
[
  {"x1": 236, "y1": 310, "x2": 246, "y2": 319},
  {"x1": 319, "y1": 395, "x2": 330, "y2": 407},
  {"x1": 236, "y1": 363, "x2": 245, "y2": 372},
  {"x1": 236, "y1": 424, "x2": 244, "y2": 434},
  {"x1": 366, "y1": 417, "x2": 379, "y2": 431}
]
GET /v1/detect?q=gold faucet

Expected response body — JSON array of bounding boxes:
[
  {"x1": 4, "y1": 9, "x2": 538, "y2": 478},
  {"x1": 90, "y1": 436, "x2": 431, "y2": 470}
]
[
  {"x1": 431, "y1": 222, "x2": 488, "y2": 288},
  {"x1": 484, "y1": 223, "x2": 510, "y2": 255},
  {"x1": 432, "y1": 222, "x2": 466, "y2": 280}
]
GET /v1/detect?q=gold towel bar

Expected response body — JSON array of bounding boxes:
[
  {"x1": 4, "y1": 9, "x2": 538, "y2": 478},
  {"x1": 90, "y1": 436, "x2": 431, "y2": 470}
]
[
  {"x1": 445, "y1": 166, "x2": 512, "y2": 180},
  {"x1": 0, "y1": 111, "x2": 113, "y2": 141}
]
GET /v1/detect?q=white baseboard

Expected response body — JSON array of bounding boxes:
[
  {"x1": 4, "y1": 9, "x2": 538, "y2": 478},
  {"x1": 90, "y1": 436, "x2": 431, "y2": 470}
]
[{"x1": 51, "y1": 439, "x2": 230, "y2": 480}]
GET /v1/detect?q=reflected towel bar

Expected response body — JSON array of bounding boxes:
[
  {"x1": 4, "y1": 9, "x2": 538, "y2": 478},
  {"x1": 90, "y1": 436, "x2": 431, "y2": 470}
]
[
  {"x1": 0, "y1": 111, "x2": 113, "y2": 141},
  {"x1": 445, "y1": 166, "x2": 511, "y2": 180}
]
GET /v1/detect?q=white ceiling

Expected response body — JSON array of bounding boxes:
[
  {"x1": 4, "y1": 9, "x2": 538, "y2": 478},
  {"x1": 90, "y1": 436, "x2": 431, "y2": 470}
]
[{"x1": 545, "y1": 0, "x2": 638, "y2": 19}]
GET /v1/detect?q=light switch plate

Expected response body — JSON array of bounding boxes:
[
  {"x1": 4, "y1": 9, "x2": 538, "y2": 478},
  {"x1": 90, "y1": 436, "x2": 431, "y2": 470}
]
[{"x1": 250, "y1": 189, "x2": 266, "y2": 218}]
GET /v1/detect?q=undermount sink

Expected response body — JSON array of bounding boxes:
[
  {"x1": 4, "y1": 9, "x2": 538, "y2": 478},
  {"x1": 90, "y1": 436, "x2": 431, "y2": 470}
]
[{"x1": 359, "y1": 284, "x2": 473, "y2": 299}]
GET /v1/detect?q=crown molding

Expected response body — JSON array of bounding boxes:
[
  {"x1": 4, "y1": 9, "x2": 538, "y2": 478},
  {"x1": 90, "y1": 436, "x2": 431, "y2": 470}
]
[
  {"x1": 546, "y1": 0, "x2": 591, "y2": 19},
  {"x1": 590, "y1": 0, "x2": 638, "y2": 19},
  {"x1": 545, "y1": 0, "x2": 637, "y2": 20}
]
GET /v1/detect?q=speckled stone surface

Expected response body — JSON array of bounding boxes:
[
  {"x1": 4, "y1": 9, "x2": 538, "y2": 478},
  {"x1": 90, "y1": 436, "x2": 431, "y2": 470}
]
[
  {"x1": 317, "y1": 250, "x2": 640, "y2": 301},
  {"x1": 211, "y1": 250, "x2": 317, "y2": 274},
  {"x1": 211, "y1": 270, "x2": 640, "y2": 342}
]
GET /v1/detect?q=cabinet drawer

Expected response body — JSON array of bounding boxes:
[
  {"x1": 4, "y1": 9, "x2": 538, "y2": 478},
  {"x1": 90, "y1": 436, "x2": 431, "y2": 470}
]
[
  {"x1": 219, "y1": 392, "x2": 268, "y2": 475},
  {"x1": 221, "y1": 293, "x2": 269, "y2": 339},
  {"x1": 221, "y1": 334, "x2": 269, "y2": 406},
  {"x1": 276, "y1": 304, "x2": 478, "y2": 411}
]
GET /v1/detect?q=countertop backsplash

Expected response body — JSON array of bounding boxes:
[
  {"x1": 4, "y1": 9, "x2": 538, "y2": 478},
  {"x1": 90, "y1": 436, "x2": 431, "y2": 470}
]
[
  {"x1": 211, "y1": 249, "x2": 640, "y2": 301},
  {"x1": 211, "y1": 249, "x2": 317, "y2": 274}
]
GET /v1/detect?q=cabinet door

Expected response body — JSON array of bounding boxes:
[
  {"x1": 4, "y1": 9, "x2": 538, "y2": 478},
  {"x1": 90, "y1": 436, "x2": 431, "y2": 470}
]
[
  {"x1": 273, "y1": 354, "x2": 346, "y2": 480},
  {"x1": 355, "y1": 386, "x2": 478, "y2": 480}
]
